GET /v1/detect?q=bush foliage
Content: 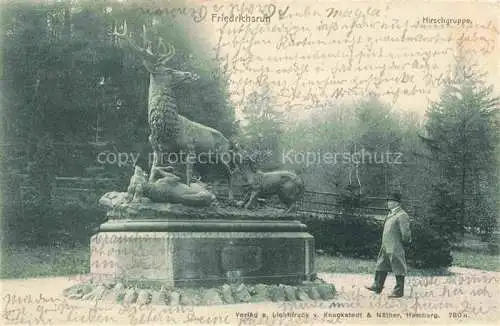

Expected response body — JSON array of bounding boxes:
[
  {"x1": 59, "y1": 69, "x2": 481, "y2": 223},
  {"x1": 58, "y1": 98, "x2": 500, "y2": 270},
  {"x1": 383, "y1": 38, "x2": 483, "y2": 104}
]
[
  {"x1": 4, "y1": 197, "x2": 105, "y2": 247},
  {"x1": 301, "y1": 213, "x2": 453, "y2": 269}
]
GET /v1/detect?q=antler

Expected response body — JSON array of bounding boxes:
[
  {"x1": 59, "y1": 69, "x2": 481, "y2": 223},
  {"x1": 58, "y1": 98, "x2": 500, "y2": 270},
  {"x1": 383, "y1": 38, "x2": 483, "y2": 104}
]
[
  {"x1": 157, "y1": 36, "x2": 175, "y2": 64},
  {"x1": 113, "y1": 21, "x2": 175, "y2": 64},
  {"x1": 113, "y1": 21, "x2": 155, "y2": 62}
]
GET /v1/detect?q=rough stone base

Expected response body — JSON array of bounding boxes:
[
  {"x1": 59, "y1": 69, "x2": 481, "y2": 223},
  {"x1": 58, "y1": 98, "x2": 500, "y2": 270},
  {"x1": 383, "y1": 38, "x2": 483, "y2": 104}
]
[{"x1": 63, "y1": 279, "x2": 336, "y2": 306}]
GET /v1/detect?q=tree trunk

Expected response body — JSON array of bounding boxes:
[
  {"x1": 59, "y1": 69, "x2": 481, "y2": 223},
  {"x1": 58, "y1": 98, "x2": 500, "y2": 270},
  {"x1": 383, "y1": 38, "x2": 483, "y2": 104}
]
[{"x1": 460, "y1": 154, "x2": 467, "y2": 236}]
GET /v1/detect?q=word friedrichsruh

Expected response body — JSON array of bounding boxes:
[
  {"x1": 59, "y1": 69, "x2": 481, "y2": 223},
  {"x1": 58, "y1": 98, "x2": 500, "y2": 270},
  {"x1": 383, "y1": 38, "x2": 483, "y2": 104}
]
[{"x1": 211, "y1": 14, "x2": 271, "y2": 24}]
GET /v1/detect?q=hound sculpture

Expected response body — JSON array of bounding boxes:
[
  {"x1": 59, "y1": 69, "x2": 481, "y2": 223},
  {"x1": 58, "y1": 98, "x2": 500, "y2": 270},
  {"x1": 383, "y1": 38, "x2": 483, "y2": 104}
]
[{"x1": 235, "y1": 157, "x2": 305, "y2": 213}]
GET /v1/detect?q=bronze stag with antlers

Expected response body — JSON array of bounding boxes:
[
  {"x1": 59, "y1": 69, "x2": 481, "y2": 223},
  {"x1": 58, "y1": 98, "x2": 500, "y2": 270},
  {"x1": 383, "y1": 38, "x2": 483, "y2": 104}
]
[{"x1": 113, "y1": 22, "x2": 238, "y2": 202}]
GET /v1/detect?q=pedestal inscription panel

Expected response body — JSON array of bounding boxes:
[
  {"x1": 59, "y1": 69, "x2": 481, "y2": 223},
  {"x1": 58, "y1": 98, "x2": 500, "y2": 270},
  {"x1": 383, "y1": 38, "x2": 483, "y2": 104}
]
[{"x1": 91, "y1": 229, "x2": 314, "y2": 287}]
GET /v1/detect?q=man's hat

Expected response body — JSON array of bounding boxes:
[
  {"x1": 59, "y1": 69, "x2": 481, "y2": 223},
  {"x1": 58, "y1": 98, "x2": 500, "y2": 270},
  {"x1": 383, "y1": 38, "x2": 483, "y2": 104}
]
[{"x1": 387, "y1": 192, "x2": 402, "y2": 202}]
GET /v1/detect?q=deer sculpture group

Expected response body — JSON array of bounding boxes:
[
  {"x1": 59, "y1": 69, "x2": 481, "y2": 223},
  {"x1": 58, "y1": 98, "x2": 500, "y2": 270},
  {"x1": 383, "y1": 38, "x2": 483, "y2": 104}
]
[{"x1": 113, "y1": 22, "x2": 237, "y2": 202}]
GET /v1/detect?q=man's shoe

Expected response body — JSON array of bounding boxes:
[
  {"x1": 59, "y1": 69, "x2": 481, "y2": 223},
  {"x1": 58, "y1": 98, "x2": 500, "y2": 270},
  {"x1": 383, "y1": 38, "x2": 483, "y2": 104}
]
[
  {"x1": 365, "y1": 284, "x2": 382, "y2": 294},
  {"x1": 365, "y1": 271, "x2": 387, "y2": 294},
  {"x1": 388, "y1": 275, "x2": 404, "y2": 298}
]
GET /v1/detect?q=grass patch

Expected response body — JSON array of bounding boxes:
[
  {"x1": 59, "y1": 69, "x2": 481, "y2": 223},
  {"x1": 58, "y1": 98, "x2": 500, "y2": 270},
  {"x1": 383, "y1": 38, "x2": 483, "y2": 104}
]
[
  {"x1": 452, "y1": 251, "x2": 499, "y2": 272},
  {"x1": 1, "y1": 245, "x2": 90, "y2": 279},
  {"x1": 315, "y1": 254, "x2": 451, "y2": 276},
  {"x1": 316, "y1": 250, "x2": 499, "y2": 274},
  {"x1": 315, "y1": 255, "x2": 375, "y2": 274},
  {"x1": 1, "y1": 245, "x2": 498, "y2": 280}
]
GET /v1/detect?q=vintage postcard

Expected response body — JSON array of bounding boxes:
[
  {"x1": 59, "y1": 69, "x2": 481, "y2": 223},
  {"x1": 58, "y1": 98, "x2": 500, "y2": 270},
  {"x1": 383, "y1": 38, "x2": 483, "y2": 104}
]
[{"x1": 1, "y1": 0, "x2": 499, "y2": 325}]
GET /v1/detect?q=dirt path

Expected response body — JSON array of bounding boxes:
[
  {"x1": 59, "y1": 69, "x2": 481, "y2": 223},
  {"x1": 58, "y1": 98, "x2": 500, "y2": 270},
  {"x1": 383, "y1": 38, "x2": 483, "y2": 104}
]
[{"x1": 1, "y1": 267, "x2": 499, "y2": 325}]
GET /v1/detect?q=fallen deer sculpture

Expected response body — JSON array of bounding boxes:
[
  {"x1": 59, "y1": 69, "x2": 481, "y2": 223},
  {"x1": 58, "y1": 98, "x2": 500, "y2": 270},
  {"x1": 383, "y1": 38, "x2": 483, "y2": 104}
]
[{"x1": 126, "y1": 165, "x2": 216, "y2": 207}]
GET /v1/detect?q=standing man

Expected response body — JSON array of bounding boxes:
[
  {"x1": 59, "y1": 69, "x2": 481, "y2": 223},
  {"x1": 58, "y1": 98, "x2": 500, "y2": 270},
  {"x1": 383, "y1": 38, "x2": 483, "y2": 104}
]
[{"x1": 365, "y1": 192, "x2": 412, "y2": 298}]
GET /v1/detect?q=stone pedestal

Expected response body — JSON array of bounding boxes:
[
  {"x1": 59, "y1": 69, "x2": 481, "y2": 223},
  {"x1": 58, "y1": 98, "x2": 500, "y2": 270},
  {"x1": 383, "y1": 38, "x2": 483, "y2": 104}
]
[
  {"x1": 92, "y1": 192, "x2": 316, "y2": 288},
  {"x1": 91, "y1": 219, "x2": 315, "y2": 287}
]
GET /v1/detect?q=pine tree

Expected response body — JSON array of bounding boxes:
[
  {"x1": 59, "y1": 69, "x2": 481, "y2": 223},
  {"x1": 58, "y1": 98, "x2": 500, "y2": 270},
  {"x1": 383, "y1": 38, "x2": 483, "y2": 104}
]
[
  {"x1": 422, "y1": 56, "x2": 499, "y2": 238},
  {"x1": 239, "y1": 82, "x2": 284, "y2": 170}
]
